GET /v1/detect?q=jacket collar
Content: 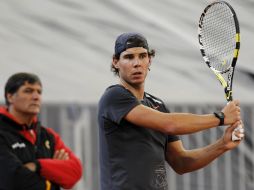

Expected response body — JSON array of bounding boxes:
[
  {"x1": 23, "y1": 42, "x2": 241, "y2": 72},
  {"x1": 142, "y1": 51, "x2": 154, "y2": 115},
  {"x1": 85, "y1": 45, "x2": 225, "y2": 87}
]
[{"x1": 0, "y1": 106, "x2": 38, "y2": 131}]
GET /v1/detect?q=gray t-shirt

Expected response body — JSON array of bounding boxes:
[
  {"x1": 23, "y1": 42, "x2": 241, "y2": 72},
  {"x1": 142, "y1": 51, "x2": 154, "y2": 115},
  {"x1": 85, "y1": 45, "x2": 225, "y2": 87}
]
[{"x1": 98, "y1": 85, "x2": 179, "y2": 190}]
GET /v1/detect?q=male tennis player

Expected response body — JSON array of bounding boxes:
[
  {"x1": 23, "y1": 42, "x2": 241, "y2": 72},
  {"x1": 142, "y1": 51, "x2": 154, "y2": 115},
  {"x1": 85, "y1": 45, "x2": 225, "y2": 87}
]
[
  {"x1": 98, "y1": 32, "x2": 244, "y2": 190},
  {"x1": 0, "y1": 72, "x2": 82, "y2": 190}
]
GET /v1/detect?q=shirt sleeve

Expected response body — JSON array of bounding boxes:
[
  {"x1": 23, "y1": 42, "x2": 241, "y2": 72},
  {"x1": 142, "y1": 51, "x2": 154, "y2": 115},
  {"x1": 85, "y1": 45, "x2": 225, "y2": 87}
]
[
  {"x1": 100, "y1": 85, "x2": 141, "y2": 124},
  {"x1": 38, "y1": 128, "x2": 82, "y2": 189},
  {"x1": 167, "y1": 135, "x2": 180, "y2": 143}
]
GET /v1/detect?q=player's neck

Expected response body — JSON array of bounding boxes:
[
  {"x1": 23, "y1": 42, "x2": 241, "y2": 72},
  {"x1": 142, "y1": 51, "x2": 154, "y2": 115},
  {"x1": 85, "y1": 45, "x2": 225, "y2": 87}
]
[
  {"x1": 8, "y1": 108, "x2": 35, "y2": 126},
  {"x1": 119, "y1": 80, "x2": 145, "y2": 100}
]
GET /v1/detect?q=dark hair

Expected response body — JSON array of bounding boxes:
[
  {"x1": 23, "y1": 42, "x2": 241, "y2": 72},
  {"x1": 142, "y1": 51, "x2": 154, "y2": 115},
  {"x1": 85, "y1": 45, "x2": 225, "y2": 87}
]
[
  {"x1": 111, "y1": 32, "x2": 156, "y2": 76},
  {"x1": 4, "y1": 72, "x2": 42, "y2": 106},
  {"x1": 114, "y1": 32, "x2": 149, "y2": 56},
  {"x1": 111, "y1": 49, "x2": 156, "y2": 76}
]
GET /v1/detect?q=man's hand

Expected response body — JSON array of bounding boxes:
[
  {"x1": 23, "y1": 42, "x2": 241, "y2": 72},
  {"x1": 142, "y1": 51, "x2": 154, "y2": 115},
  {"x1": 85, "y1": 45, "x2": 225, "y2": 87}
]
[
  {"x1": 24, "y1": 162, "x2": 37, "y2": 172},
  {"x1": 222, "y1": 100, "x2": 241, "y2": 125},
  {"x1": 53, "y1": 149, "x2": 69, "y2": 160},
  {"x1": 221, "y1": 121, "x2": 244, "y2": 150},
  {"x1": 23, "y1": 149, "x2": 69, "y2": 173}
]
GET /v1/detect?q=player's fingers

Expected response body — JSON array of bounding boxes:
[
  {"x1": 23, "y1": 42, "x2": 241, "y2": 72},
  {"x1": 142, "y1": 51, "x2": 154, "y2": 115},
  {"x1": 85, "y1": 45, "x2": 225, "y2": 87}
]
[
  {"x1": 231, "y1": 123, "x2": 244, "y2": 141},
  {"x1": 58, "y1": 149, "x2": 66, "y2": 159},
  {"x1": 230, "y1": 121, "x2": 241, "y2": 129},
  {"x1": 58, "y1": 149, "x2": 70, "y2": 160},
  {"x1": 53, "y1": 150, "x2": 60, "y2": 159},
  {"x1": 63, "y1": 152, "x2": 70, "y2": 160},
  {"x1": 233, "y1": 99, "x2": 240, "y2": 106},
  {"x1": 54, "y1": 149, "x2": 65, "y2": 159},
  {"x1": 232, "y1": 130, "x2": 244, "y2": 141}
]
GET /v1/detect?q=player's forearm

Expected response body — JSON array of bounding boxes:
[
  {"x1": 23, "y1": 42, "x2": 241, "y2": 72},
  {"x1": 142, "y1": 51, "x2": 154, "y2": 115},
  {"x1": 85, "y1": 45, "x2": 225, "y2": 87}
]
[
  {"x1": 38, "y1": 156, "x2": 82, "y2": 189},
  {"x1": 41, "y1": 128, "x2": 83, "y2": 188},
  {"x1": 126, "y1": 105, "x2": 240, "y2": 135},
  {"x1": 15, "y1": 165, "x2": 49, "y2": 190},
  {"x1": 164, "y1": 113, "x2": 220, "y2": 135},
  {"x1": 0, "y1": 148, "x2": 48, "y2": 190},
  {"x1": 168, "y1": 139, "x2": 227, "y2": 174}
]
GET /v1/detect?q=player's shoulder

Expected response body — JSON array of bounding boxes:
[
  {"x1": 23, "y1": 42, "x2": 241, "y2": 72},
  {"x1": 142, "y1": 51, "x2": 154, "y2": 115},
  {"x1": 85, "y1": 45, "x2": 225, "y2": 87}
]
[
  {"x1": 105, "y1": 84, "x2": 125, "y2": 93},
  {"x1": 144, "y1": 92, "x2": 165, "y2": 105},
  {"x1": 102, "y1": 84, "x2": 133, "y2": 99},
  {"x1": 41, "y1": 126, "x2": 59, "y2": 138},
  {"x1": 144, "y1": 92, "x2": 170, "y2": 112}
]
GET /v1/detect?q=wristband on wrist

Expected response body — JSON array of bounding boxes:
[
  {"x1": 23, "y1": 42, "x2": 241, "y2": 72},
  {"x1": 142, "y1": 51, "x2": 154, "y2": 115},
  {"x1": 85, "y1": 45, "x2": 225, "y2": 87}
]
[{"x1": 213, "y1": 111, "x2": 225, "y2": 126}]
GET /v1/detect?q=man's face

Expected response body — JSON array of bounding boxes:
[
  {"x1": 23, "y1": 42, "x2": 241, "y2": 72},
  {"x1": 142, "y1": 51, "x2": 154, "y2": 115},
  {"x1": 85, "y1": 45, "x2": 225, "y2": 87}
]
[
  {"x1": 114, "y1": 47, "x2": 151, "y2": 86},
  {"x1": 7, "y1": 81, "x2": 42, "y2": 116}
]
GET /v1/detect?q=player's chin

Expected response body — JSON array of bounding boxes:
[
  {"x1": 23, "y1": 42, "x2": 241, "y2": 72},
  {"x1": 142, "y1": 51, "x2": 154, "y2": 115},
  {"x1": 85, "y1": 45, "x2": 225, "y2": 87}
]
[
  {"x1": 131, "y1": 74, "x2": 145, "y2": 81},
  {"x1": 27, "y1": 107, "x2": 41, "y2": 114},
  {"x1": 131, "y1": 78, "x2": 145, "y2": 85},
  {"x1": 29, "y1": 110, "x2": 40, "y2": 115}
]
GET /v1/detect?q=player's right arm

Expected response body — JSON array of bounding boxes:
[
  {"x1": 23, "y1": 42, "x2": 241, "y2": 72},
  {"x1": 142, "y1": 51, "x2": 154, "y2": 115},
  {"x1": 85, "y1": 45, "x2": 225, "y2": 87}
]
[
  {"x1": 165, "y1": 121, "x2": 243, "y2": 174},
  {"x1": 125, "y1": 100, "x2": 241, "y2": 135}
]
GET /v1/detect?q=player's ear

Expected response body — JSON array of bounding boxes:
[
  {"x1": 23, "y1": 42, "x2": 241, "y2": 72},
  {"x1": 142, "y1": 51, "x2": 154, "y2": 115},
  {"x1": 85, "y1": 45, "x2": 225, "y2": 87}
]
[
  {"x1": 112, "y1": 57, "x2": 119, "y2": 69},
  {"x1": 148, "y1": 57, "x2": 152, "y2": 67},
  {"x1": 6, "y1": 93, "x2": 14, "y2": 104}
]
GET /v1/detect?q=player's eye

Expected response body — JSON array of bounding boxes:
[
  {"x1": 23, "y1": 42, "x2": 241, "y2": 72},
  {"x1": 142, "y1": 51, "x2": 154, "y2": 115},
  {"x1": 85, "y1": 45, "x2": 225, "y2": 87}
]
[
  {"x1": 139, "y1": 53, "x2": 148, "y2": 59},
  {"x1": 37, "y1": 90, "x2": 42, "y2": 95},
  {"x1": 24, "y1": 88, "x2": 33, "y2": 93},
  {"x1": 123, "y1": 54, "x2": 134, "y2": 60}
]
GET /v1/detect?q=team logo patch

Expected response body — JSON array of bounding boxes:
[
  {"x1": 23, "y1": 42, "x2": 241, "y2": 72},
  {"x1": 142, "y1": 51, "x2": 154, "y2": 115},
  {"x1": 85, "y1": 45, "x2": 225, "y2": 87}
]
[
  {"x1": 45, "y1": 140, "x2": 50, "y2": 149},
  {"x1": 150, "y1": 163, "x2": 168, "y2": 189},
  {"x1": 12, "y1": 142, "x2": 26, "y2": 149},
  {"x1": 153, "y1": 105, "x2": 160, "y2": 110}
]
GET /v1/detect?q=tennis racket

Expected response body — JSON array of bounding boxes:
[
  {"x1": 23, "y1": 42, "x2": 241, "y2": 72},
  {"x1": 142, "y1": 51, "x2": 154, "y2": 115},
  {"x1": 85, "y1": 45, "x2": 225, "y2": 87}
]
[{"x1": 198, "y1": 1, "x2": 243, "y2": 141}]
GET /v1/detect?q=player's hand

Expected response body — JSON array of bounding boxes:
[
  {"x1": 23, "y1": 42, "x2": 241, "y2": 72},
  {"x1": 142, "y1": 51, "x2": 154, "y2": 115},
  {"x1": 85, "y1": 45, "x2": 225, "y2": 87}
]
[
  {"x1": 221, "y1": 121, "x2": 244, "y2": 150},
  {"x1": 24, "y1": 162, "x2": 36, "y2": 172},
  {"x1": 53, "y1": 149, "x2": 69, "y2": 160},
  {"x1": 221, "y1": 100, "x2": 241, "y2": 125}
]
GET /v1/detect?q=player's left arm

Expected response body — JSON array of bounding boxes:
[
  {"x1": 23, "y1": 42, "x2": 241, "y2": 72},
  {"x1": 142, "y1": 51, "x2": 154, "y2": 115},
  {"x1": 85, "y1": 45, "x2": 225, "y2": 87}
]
[
  {"x1": 166, "y1": 121, "x2": 244, "y2": 174},
  {"x1": 36, "y1": 128, "x2": 82, "y2": 189}
]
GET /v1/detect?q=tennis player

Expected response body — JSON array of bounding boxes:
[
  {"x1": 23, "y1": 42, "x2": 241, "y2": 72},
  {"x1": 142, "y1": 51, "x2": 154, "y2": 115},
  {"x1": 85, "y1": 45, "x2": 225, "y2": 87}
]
[
  {"x1": 97, "y1": 32, "x2": 244, "y2": 190},
  {"x1": 0, "y1": 72, "x2": 82, "y2": 190}
]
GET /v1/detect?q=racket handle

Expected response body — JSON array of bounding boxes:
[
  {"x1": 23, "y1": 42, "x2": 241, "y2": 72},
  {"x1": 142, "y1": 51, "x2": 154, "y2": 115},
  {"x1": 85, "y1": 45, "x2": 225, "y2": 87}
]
[
  {"x1": 225, "y1": 102, "x2": 244, "y2": 141},
  {"x1": 231, "y1": 125, "x2": 244, "y2": 141}
]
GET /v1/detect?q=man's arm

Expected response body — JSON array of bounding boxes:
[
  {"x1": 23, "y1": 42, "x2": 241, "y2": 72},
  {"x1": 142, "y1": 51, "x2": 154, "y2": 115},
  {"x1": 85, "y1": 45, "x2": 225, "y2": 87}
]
[
  {"x1": 0, "y1": 139, "x2": 49, "y2": 190},
  {"x1": 125, "y1": 100, "x2": 241, "y2": 135},
  {"x1": 165, "y1": 121, "x2": 244, "y2": 174},
  {"x1": 34, "y1": 128, "x2": 82, "y2": 189}
]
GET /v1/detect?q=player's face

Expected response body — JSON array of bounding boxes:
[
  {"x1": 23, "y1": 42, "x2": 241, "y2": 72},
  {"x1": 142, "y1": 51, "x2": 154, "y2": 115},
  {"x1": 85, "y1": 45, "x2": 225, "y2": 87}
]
[
  {"x1": 7, "y1": 82, "x2": 42, "y2": 116},
  {"x1": 114, "y1": 47, "x2": 151, "y2": 86}
]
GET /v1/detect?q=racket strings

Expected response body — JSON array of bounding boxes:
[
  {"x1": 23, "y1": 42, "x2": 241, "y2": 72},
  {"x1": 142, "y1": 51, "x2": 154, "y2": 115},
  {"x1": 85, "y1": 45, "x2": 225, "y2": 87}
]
[{"x1": 200, "y1": 3, "x2": 236, "y2": 72}]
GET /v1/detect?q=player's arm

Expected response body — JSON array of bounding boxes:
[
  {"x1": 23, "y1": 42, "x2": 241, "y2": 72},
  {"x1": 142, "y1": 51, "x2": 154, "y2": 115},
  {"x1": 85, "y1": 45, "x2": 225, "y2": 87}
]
[
  {"x1": 0, "y1": 138, "x2": 49, "y2": 190},
  {"x1": 165, "y1": 121, "x2": 243, "y2": 174},
  {"x1": 35, "y1": 128, "x2": 82, "y2": 189},
  {"x1": 125, "y1": 100, "x2": 240, "y2": 135}
]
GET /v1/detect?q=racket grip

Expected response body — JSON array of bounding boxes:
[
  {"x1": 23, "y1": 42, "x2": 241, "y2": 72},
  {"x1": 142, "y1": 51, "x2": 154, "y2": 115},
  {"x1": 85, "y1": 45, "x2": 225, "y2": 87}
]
[
  {"x1": 231, "y1": 125, "x2": 244, "y2": 141},
  {"x1": 225, "y1": 102, "x2": 244, "y2": 141}
]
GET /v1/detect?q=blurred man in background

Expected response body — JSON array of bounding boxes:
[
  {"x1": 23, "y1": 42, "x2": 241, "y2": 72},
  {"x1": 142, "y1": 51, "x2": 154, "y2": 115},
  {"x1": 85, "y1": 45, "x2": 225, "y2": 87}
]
[
  {"x1": 98, "y1": 32, "x2": 244, "y2": 190},
  {"x1": 0, "y1": 72, "x2": 82, "y2": 190}
]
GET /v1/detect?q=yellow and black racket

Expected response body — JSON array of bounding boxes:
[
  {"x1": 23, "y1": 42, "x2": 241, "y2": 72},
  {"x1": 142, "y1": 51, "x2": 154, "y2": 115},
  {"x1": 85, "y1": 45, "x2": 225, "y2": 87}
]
[{"x1": 198, "y1": 1, "x2": 242, "y2": 140}]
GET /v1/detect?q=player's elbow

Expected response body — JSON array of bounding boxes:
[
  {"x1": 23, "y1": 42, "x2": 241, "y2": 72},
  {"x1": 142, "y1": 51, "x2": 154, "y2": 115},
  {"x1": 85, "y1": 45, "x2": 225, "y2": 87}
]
[
  {"x1": 173, "y1": 165, "x2": 189, "y2": 175},
  {"x1": 62, "y1": 176, "x2": 81, "y2": 189},
  {"x1": 174, "y1": 169, "x2": 186, "y2": 175},
  {"x1": 169, "y1": 164, "x2": 188, "y2": 175},
  {"x1": 61, "y1": 161, "x2": 83, "y2": 189},
  {"x1": 166, "y1": 156, "x2": 190, "y2": 175},
  {"x1": 163, "y1": 122, "x2": 179, "y2": 135}
]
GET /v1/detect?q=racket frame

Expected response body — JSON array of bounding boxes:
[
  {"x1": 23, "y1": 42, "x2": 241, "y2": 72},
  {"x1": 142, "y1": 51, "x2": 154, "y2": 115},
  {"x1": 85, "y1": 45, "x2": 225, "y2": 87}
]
[{"x1": 198, "y1": 1, "x2": 240, "y2": 102}]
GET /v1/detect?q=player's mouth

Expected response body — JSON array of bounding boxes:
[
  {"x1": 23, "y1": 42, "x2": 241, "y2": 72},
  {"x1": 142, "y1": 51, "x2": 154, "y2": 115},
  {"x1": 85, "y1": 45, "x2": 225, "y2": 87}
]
[
  {"x1": 132, "y1": 71, "x2": 143, "y2": 76},
  {"x1": 29, "y1": 103, "x2": 40, "y2": 107}
]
